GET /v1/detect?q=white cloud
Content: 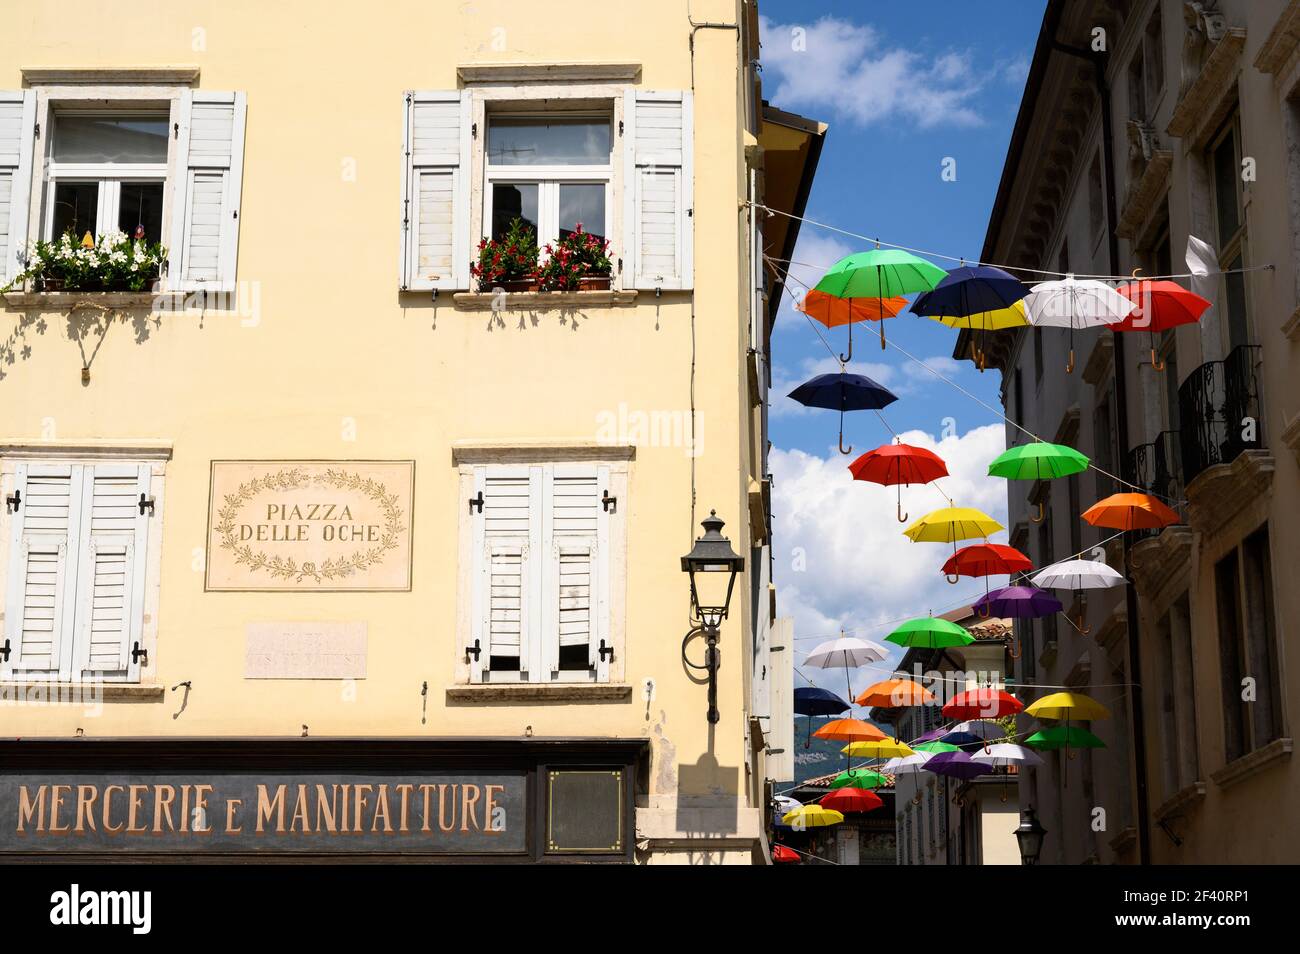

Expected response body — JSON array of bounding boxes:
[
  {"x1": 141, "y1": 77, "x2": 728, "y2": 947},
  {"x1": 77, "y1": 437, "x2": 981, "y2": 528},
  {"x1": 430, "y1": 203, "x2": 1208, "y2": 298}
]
[
  {"x1": 772, "y1": 423, "x2": 1009, "y2": 689},
  {"x1": 759, "y1": 16, "x2": 986, "y2": 129}
]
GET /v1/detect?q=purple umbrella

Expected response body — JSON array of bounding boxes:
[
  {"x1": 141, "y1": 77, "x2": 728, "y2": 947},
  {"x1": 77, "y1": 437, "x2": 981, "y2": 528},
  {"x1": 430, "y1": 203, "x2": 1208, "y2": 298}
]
[
  {"x1": 923, "y1": 750, "x2": 988, "y2": 781},
  {"x1": 914, "y1": 726, "x2": 949, "y2": 744},
  {"x1": 973, "y1": 584, "x2": 1062, "y2": 620}
]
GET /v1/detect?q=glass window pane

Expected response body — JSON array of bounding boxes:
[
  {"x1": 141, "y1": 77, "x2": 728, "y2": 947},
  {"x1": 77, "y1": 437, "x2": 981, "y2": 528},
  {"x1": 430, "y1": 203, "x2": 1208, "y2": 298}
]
[
  {"x1": 1223, "y1": 253, "x2": 1249, "y2": 350},
  {"x1": 1212, "y1": 132, "x2": 1240, "y2": 242},
  {"x1": 51, "y1": 181, "x2": 99, "y2": 240},
  {"x1": 558, "y1": 183, "x2": 605, "y2": 244},
  {"x1": 118, "y1": 181, "x2": 165, "y2": 244},
  {"x1": 53, "y1": 116, "x2": 169, "y2": 163},
  {"x1": 491, "y1": 183, "x2": 539, "y2": 243},
  {"x1": 487, "y1": 118, "x2": 611, "y2": 166}
]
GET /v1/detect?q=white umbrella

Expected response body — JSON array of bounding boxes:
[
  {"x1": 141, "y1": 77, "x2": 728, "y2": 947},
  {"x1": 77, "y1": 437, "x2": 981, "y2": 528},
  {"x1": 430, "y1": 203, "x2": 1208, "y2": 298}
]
[
  {"x1": 805, "y1": 633, "x2": 889, "y2": 702},
  {"x1": 970, "y1": 743, "x2": 1044, "y2": 768},
  {"x1": 882, "y1": 751, "x2": 934, "y2": 774},
  {"x1": 1023, "y1": 275, "x2": 1135, "y2": 373},
  {"x1": 773, "y1": 795, "x2": 802, "y2": 818},
  {"x1": 950, "y1": 719, "x2": 1007, "y2": 741},
  {"x1": 1030, "y1": 558, "x2": 1126, "y2": 591}
]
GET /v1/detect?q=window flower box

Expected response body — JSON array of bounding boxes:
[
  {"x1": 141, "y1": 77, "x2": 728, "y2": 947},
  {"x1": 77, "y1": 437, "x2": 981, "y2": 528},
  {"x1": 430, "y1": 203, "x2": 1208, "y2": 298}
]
[{"x1": 3, "y1": 230, "x2": 166, "y2": 295}]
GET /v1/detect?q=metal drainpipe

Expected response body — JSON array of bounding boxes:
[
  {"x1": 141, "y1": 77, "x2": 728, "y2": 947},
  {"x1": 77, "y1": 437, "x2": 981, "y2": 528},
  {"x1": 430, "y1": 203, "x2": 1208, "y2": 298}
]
[{"x1": 1051, "y1": 36, "x2": 1151, "y2": 865}]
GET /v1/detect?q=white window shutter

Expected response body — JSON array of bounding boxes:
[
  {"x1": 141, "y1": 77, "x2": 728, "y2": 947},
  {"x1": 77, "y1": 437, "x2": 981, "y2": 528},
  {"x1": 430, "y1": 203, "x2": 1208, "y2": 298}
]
[
  {"x1": 545, "y1": 464, "x2": 610, "y2": 681},
  {"x1": 0, "y1": 90, "x2": 36, "y2": 283},
  {"x1": 401, "y1": 90, "x2": 471, "y2": 292},
  {"x1": 472, "y1": 466, "x2": 534, "y2": 681},
  {"x1": 622, "y1": 89, "x2": 693, "y2": 291},
  {"x1": 74, "y1": 464, "x2": 149, "y2": 681},
  {"x1": 168, "y1": 91, "x2": 248, "y2": 292},
  {"x1": 3, "y1": 463, "x2": 83, "y2": 679}
]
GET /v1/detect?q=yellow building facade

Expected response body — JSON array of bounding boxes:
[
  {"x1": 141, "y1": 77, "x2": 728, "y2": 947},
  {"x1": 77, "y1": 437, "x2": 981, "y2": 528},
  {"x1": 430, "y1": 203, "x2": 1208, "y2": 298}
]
[{"x1": 0, "y1": 0, "x2": 822, "y2": 863}]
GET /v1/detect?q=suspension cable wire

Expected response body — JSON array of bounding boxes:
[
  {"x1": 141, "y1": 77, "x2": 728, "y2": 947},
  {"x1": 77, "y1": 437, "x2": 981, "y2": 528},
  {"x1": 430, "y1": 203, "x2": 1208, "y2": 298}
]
[
  {"x1": 767, "y1": 255, "x2": 1187, "y2": 508},
  {"x1": 751, "y1": 202, "x2": 1276, "y2": 282}
]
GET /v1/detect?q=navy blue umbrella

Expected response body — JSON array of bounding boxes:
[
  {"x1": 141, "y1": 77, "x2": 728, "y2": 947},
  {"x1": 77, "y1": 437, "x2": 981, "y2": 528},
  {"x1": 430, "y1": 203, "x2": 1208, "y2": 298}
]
[
  {"x1": 911, "y1": 265, "x2": 1031, "y2": 372},
  {"x1": 787, "y1": 372, "x2": 898, "y2": 455},
  {"x1": 795, "y1": 686, "x2": 851, "y2": 749}
]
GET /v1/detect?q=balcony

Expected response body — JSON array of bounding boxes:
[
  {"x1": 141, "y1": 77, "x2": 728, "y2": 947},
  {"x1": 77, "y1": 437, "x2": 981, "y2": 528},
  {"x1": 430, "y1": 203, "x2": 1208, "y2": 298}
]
[
  {"x1": 1177, "y1": 346, "x2": 1264, "y2": 486},
  {"x1": 1127, "y1": 431, "x2": 1184, "y2": 543}
]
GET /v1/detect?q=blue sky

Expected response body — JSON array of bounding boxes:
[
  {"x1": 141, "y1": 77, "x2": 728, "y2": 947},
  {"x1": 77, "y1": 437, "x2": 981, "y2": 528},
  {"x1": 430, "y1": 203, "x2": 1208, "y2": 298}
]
[{"x1": 755, "y1": 2, "x2": 1047, "y2": 695}]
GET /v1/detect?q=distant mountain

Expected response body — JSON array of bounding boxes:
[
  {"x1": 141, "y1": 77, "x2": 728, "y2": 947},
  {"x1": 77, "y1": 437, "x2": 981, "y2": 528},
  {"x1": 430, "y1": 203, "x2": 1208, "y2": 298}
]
[{"x1": 787, "y1": 716, "x2": 853, "y2": 785}]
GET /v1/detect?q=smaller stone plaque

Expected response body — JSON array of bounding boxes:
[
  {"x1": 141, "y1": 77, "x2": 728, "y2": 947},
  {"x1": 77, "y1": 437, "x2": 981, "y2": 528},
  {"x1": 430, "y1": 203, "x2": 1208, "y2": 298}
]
[{"x1": 245, "y1": 622, "x2": 367, "y2": 679}]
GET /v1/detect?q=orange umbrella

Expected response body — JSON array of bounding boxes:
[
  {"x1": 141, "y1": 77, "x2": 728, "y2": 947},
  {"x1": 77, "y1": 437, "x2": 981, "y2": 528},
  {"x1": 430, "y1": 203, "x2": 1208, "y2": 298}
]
[
  {"x1": 1082, "y1": 492, "x2": 1179, "y2": 531},
  {"x1": 855, "y1": 678, "x2": 934, "y2": 708},
  {"x1": 797, "y1": 290, "x2": 909, "y2": 362},
  {"x1": 813, "y1": 718, "x2": 887, "y2": 742}
]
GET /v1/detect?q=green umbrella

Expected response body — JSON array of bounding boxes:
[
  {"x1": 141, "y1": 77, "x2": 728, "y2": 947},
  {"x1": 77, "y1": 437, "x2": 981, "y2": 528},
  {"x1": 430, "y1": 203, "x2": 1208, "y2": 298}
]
[
  {"x1": 885, "y1": 616, "x2": 974, "y2": 649},
  {"x1": 814, "y1": 249, "x2": 947, "y2": 357},
  {"x1": 913, "y1": 741, "x2": 960, "y2": 754},
  {"x1": 829, "y1": 768, "x2": 887, "y2": 790},
  {"x1": 1025, "y1": 726, "x2": 1105, "y2": 750},
  {"x1": 987, "y1": 441, "x2": 1090, "y2": 481}
]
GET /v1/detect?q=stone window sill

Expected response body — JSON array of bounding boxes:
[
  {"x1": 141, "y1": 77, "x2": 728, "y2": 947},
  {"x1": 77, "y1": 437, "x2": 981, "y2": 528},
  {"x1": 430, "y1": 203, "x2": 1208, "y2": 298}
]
[
  {"x1": 3, "y1": 290, "x2": 187, "y2": 310},
  {"x1": 1153, "y1": 780, "x2": 1206, "y2": 822},
  {"x1": 446, "y1": 683, "x2": 633, "y2": 703},
  {"x1": 451, "y1": 290, "x2": 638, "y2": 311},
  {"x1": 0, "y1": 681, "x2": 166, "y2": 702},
  {"x1": 1211, "y1": 737, "x2": 1292, "y2": 790}
]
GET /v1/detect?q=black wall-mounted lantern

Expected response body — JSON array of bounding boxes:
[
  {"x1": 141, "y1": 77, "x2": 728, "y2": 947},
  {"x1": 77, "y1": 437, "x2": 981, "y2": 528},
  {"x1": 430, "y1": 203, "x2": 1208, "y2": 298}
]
[
  {"x1": 1015, "y1": 805, "x2": 1047, "y2": 865},
  {"x1": 680, "y1": 510, "x2": 744, "y2": 725}
]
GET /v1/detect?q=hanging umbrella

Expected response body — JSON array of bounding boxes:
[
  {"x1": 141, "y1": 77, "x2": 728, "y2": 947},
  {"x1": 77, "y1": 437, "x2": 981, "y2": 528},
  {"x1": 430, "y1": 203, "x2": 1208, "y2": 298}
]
[
  {"x1": 805, "y1": 634, "x2": 889, "y2": 705},
  {"x1": 1025, "y1": 726, "x2": 1106, "y2": 750},
  {"x1": 798, "y1": 290, "x2": 909, "y2": 362},
  {"x1": 885, "y1": 616, "x2": 974, "y2": 649},
  {"x1": 971, "y1": 743, "x2": 1044, "y2": 768},
  {"x1": 927, "y1": 300, "x2": 1029, "y2": 330},
  {"x1": 988, "y1": 441, "x2": 1090, "y2": 481},
  {"x1": 1030, "y1": 559, "x2": 1125, "y2": 591},
  {"x1": 922, "y1": 750, "x2": 988, "y2": 781},
  {"x1": 782, "y1": 805, "x2": 844, "y2": 829},
  {"x1": 813, "y1": 718, "x2": 887, "y2": 743},
  {"x1": 820, "y1": 787, "x2": 884, "y2": 814},
  {"x1": 1023, "y1": 275, "x2": 1136, "y2": 373},
  {"x1": 855, "y1": 678, "x2": 935, "y2": 708},
  {"x1": 913, "y1": 740, "x2": 960, "y2": 754},
  {"x1": 913, "y1": 726, "x2": 950, "y2": 744},
  {"x1": 1113, "y1": 279, "x2": 1212, "y2": 371},
  {"x1": 830, "y1": 767, "x2": 888, "y2": 790},
  {"x1": 794, "y1": 686, "x2": 851, "y2": 748},
  {"x1": 788, "y1": 371, "x2": 898, "y2": 455},
  {"x1": 903, "y1": 507, "x2": 1004, "y2": 549},
  {"x1": 773, "y1": 795, "x2": 802, "y2": 818},
  {"x1": 910, "y1": 265, "x2": 1033, "y2": 370},
  {"x1": 949, "y1": 719, "x2": 1008, "y2": 741},
  {"x1": 941, "y1": 543, "x2": 1033, "y2": 587},
  {"x1": 814, "y1": 249, "x2": 947, "y2": 354},
  {"x1": 943, "y1": 688, "x2": 1024, "y2": 720},
  {"x1": 771, "y1": 844, "x2": 802, "y2": 864},
  {"x1": 938, "y1": 730, "x2": 987, "y2": 748},
  {"x1": 842, "y1": 739, "x2": 915, "y2": 760},
  {"x1": 883, "y1": 751, "x2": 934, "y2": 774},
  {"x1": 1026, "y1": 691, "x2": 1111, "y2": 721},
  {"x1": 973, "y1": 584, "x2": 1062, "y2": 620},
  {"x1": 1082, "y1": 492, "x2": 1180, "y2": 531},
  {"x1": 849, "y1": 442, "x2": 949, "y2": 522}
]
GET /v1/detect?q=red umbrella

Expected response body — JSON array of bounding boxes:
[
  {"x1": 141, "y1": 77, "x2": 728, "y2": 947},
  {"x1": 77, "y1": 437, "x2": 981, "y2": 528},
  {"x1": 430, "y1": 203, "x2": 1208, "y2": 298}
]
[
  {"x1": 941, "y1": 543, "x2": 1033, "y2": 586},
  {"x1": 1112, "y1": 280, "x2": 1211, "y2": 371},
  {"x1": 771, "y1": 844, "x2": 801, "y2": 864},
  {"x1": 820, "y1": 787, "x2": 884, "y2": 814},
  {"x1": 849, "y1": 442, "x2": 949, "y2": 523},
  {"x1": 943, "y1": 688, "x2": 1024, "y2": 720}
]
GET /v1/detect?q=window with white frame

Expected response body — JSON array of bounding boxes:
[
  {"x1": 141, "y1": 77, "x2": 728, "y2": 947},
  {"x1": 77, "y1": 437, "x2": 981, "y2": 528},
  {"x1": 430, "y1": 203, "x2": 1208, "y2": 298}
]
[
  {"x1": 45, "y1": 114, "x2": 169, "y2": 245},
  {"x1": 463, "y1": 461, "x2": 620, "y2": 684},
  {"x1": 2, "y1": 461, "x2": 156, "y2": 683},
  {"x1": 0, "y1": 82, "x2": 246, "y2": 291},
  {"x1": 484, "y1": 114, "x2": 612, "y2": 248}
]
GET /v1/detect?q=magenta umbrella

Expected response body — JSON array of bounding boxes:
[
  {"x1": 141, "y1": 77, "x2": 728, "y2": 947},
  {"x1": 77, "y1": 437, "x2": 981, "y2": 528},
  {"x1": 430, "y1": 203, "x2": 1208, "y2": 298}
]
[{"x1": 973, "y1": 584, "x2": 1062, "y2": 620}]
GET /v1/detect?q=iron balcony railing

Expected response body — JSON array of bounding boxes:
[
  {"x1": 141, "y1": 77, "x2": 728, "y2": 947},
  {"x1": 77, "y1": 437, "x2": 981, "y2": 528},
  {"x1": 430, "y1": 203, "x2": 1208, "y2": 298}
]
[
  {"x1": 1177, "y1": 345, "x2": 1264, "y2": 486},
  {"x1": 1127, "y1": 430, "x2": 1184, "y2": 541}
]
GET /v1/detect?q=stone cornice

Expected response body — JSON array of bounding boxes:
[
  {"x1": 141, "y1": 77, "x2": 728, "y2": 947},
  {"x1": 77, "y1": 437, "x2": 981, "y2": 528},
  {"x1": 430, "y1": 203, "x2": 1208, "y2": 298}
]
[
  {"x1": 1116, "y1": 149, "x2": 1173, "y2": 239},
  {"x1": 1282, "y1": 413, "x2": 1300, "y2": 468},
  {"x1": 1082, "y1": 335, "x2": 1114, "y2": 386},
  {"x1": 20, "y1": 67, "x2": 199, "y2": 86},
  {"x1": 456, "y1": 62, "x2": 641, "y2": 85},
  {"x1": 1184, "y1": 450, "x2": 1275, "y2": 537},
  {"x1": 1152, "y1": 780, "x2": 1206, "y2": 822},
  {"x1": 1095, "y1": 602, "x2": 1127, "y2": 653},
  {"x1": 1211, "y1": 737, "x2": 1292, "y2": 790},
  {"x1": 1167, "y1": 28, "x2": 1247, "y2": 143},
  {"x1": 1254, "y1": 0, "x2": 1300, "y2": 75},
  {"x1": 1129, "y1": 526, "x2": 1193, "y2": 605}
]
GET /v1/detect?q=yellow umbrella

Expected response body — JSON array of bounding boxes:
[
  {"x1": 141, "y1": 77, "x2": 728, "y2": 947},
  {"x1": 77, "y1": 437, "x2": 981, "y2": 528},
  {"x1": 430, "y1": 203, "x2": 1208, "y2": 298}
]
[
  {"x1": 842, "y1": 739, "x2": 915, "y2": 759},
  {"x1": 1025, "y1": 691, "x2": 1111, "y2": 721},
  {"x1": 903, "y1": 507, "x2": 1004, "y2": 544},
  {"x1": 781, "y1": 804, "x2": 845, "y2": 828},
  {"x1": 926, "y1": 300, "x2": 1029, "y2": 331}
]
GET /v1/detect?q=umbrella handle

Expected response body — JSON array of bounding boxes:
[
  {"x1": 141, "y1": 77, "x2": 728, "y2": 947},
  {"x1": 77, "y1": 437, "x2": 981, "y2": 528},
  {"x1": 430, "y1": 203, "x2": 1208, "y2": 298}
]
[
  {"x1": 1030, "y1": 501, "x2": 1045, "y2": 523},
  {"x1": 1077, "y1": 611, "x2": 1092, "y2": 636},
  {"x1": 1151, "y1": 347, "x2": 1166, "y2": 372},
  {"x1": 1008, "y1": 636, "x2": 1022, "y2": 660},
  {"x1": 945, "y1": 572, "x2": 961, "y2": 585},
  {"x1": 1066, "y1": 348, "x2": 1075, "y2": 375},
  {"x1": 839, "y1": 320, "x2": 853, "y2": 364},
  {"x1": 911, "y1": 791, "x2": 923, "y2": 806},
  {"x1": 897, "y1": 486, "x2": 908, "y2": 524},
  {"x1": 879, "y1": 318, "x2": 886, "y2": 350},
  {"x1": 975, "y1": 603, "x2": 991, "y2": 619},
  {"x1": 839, "y1": 432, "x2": 852, "y2": 456},
  {"x1": 951, "y1": 792, "x2": 965, "y2": 807}
]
